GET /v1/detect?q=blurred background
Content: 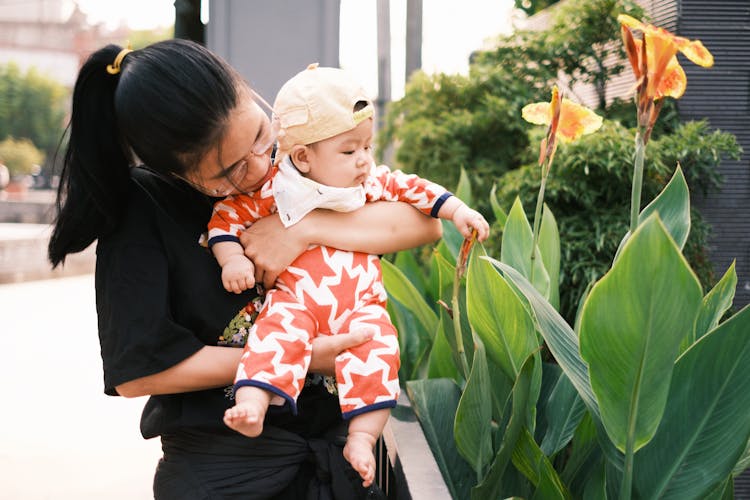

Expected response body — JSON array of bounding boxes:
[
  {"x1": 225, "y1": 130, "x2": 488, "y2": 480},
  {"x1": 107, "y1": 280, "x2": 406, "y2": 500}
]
[{"x1": 0, "y1": 1, "x2": 517, "y2": 498}]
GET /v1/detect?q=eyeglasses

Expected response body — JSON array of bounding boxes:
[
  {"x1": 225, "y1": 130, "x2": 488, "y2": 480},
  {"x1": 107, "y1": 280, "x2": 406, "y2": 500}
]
[{"x1": 183, "y1": 89, "x2": 280, "y2": 197}]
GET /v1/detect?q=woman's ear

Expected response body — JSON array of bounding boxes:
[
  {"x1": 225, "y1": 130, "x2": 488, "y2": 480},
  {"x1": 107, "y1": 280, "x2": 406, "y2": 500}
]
[{"x1": 290, "y1": 145, "x2": 311, "y2": 173}]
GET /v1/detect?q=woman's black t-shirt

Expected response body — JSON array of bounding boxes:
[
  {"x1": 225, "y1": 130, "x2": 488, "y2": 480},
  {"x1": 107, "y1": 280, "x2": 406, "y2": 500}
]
[{"x1": 95, "y1": 167, "x2": 341, "y2": 439}]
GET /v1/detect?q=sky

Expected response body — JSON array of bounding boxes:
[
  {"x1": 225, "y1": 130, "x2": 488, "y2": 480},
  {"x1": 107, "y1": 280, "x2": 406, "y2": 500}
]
[{"x1": 73, "y1": 0, "x2": 517, "y2": 99}]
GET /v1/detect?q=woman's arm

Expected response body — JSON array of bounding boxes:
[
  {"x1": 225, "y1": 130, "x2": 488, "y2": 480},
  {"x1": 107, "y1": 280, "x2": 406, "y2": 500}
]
[
  {"x1": 241, "y1": 201, "x2": 442, "y2": 288},
  {"x1": 115, "y1": 330, "x2": 373, "y2": 397}
]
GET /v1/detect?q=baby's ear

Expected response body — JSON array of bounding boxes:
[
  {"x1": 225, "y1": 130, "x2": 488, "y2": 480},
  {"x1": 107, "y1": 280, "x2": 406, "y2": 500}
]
[{"x1": 290, "y1": 145, "x2": 311, "y2": 173}]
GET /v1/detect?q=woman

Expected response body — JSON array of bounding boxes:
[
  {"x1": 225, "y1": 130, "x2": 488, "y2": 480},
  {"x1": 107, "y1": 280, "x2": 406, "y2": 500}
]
[{"x1": 48, "y1": 39, "x2": 441, "y2": 499}]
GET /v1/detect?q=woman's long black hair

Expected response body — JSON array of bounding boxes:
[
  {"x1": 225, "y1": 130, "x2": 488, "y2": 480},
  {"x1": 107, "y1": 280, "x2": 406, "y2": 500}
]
[{"x1": 48, "y1": 39, "x2": 243, "y2": 267}]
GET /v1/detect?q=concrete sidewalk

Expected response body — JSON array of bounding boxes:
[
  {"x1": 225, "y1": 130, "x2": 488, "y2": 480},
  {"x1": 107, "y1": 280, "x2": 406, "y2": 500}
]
[{"x1": 0, "y1": 274, "x2": 161, "y2": 499}]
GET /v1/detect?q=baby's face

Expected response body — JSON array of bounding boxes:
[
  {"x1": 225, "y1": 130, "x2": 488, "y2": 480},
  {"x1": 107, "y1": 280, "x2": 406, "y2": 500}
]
[{"x1": 304, "y1": 118, "x2": 374, "y2": 188}]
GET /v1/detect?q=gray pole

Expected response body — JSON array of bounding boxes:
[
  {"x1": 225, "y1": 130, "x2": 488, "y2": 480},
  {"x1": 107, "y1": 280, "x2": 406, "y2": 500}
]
[
  {"x1": 376, "y1": 0, "x2": 391, "y2": 135},
  {"x1": 405, "y1": 0, "x2": 422, "y2": 82}
]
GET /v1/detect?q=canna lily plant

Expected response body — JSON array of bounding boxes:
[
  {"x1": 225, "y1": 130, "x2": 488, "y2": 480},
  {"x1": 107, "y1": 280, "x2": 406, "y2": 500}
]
[{"x1": 382, "y1": 13, "x2": 750, "y2": 500}]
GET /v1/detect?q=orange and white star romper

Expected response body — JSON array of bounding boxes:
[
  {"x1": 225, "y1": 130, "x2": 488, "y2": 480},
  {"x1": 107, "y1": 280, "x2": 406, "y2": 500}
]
[{"x1": 208, "y1": 161, "x2": 453, "y2": 419}]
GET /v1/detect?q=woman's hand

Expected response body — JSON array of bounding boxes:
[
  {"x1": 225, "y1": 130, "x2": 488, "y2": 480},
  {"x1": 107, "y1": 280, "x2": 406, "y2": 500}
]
[
  {"x1": 239, "y1": 214, "x2": 309, "y2": 289},
  {"x1": 309, "y1": 330, "x2": 374, "y2": 375}
]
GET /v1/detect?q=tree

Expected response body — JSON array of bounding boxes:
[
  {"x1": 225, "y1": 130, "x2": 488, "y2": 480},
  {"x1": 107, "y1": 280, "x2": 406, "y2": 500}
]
[
  {"x1": 514, "y1": 0, "x2": 558, "y2": 17},
  {"x1": 0, "y1": 137, "x2": 44, "y2": 178},
  {"x1": 0, "y1": 63, "x2": 68, "y2": 175},
  {"x1": 477, "y1": 0, "x2": 643, "y2": 110}
]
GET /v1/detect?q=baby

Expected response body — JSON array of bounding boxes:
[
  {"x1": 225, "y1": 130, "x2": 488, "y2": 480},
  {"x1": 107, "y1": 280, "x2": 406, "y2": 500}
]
[{"x1": 208, "y1": 64, "x2": 489, "y2": 487}]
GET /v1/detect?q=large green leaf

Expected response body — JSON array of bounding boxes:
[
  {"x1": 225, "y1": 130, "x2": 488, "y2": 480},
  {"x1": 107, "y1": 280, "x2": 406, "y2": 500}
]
[
  {"x1": 693, "y1": 261, "x2": 736, "y2": 341},
  {"x1": 560, "y1": 413, "x2": 604, "y2": 498},
  {"x1": 512, "y1": 428, "x2": 571, "y2": 499},
  {"x1": 406, "y1": 379, "x2": 475, "y2": 498},
  {"x1": 579, "y1": 215, "x2": 702, "y2": 452},
  {"x1": 467, "y1": 251, "x2": 538, "y2": 382},
  {"x1": 632, "y1": 304, "x2": 750, "y2": 499},
  {"x1": 454, "y1": 167, "x2": 474, "y2": 205},
  {"x1": 538, "y1": 366, "x2": 586, "y2": 457},
  {"x1": 501, "y1": 197, "x2": 550, "y2": 298},
  {"x1": 638, "y1": 165, "x2": 691, "y2": 249},
  {"x1": 387, "y1": 299, "x2": 430, "y2": 381},
  {"x1": 488, "y1": 258, "x2": 600, "y2": 421},
  {"x1": 441, "y1": 219, "x2": 463, "y2": 259},
  {"x1": 382, "y1": 258, "x2": 438, "y2": 340},
  {"x1": 490, "y1": 183, "x2": 508, "y2": 231},
  {"x1": 427, "y1": 318, "x2": 462, "y2": 381},
  {"x1": 471, "y1": 353, "x2": 536, "y2": 500},
  {"x1": 393, "y1": 250, "x2": 428, "y2": 296},
  {"x1": 538, "y1": 204, "x2": 561, "y2": 311},
  {"x1": 455, "y1": 340, "x2": 493, "y2": 475},
  {"x1": 615, "y1": 166, "x2": 692, "y2": 261}
]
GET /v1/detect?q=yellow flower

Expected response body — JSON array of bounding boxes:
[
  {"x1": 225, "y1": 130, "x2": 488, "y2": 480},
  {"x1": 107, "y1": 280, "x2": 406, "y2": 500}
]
[
  {"x1": 522, "y1": 86, "x2": 603, "y2": 165},
  {"x1": 618, "y1": 14, "x2": 713, "y2": 100}
]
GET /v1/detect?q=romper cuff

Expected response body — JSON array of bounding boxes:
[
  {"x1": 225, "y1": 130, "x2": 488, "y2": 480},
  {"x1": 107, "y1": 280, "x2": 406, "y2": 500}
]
[
  {"x1": 233, "y1": 380, "x2": 298, "y2": 415},
  {"x1": 207, "y1": 234, "x2": 241, "y2": 248},
  {"x1": 341, "y1": 399, "x2": 398, "y2": 420},
  {"x1": 430, "y1": 192, "x2": 453, "y2": 218}
]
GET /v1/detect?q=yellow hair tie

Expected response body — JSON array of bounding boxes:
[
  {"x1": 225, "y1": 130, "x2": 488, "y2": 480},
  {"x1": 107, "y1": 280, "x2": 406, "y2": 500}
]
[{"x1": 106, "y1": 46, "x2": 133, "y2": 75}]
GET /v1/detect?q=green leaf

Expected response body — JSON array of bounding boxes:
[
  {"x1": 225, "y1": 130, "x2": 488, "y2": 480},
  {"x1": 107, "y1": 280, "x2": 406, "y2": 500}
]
[
  {"x1": 538, "y1": 367, "x2": 586, "y2": 457},
  {"x1": 406, "y1": 379, "x2": 475, "y2": 498},
  {"x1": 467, "y1": 252, "x2": 538, "y2": 382},
  {"x1": 693, "y1": 261, "x2": 736, "y2": 341},
  {"x1": 455, "y1": 167, "x2": 474, "y2": 205},
  {"x1": 615, "y1": 166, "x2": 692, "y2": 261},
  {"x1": 427, "y1": 319, "x2": 462, "y2": 381},
  {"x1": 490, "y1": 183, "x2": 508, "y2": 231},
  {"x1": 455, "y1": 340, "x2": 493, "y2": 475},
  {"x1": 512, "y1": 428, "x2": 571, "y2": 499},
  {"x1": 538, "y1": 204, "x2": 561, "y2": 310},
  {"x1": 501, "y1": 197, "x2": 550, "y2": 299},
  {"x1": 471, "y1": 353, "x2": 536, "y2": 500},
  {"x1": 579, "y1": 215, "x2": 702, "y2": 453},
  {"x1": 488, "y1": 258, "x2": 600, "y2": 421},
  {"x1": 381, "y1": 258, "x2": 438, "y2": 340},
  {"x1": 393, "y1": 250, "x2": 428, "y2": 296},
  {"x1": 386, "y1": 299, "x2": 430, "y2": 381},
  {"x1": 632, "y1": 304, "x2": 750, "y2": 499},
  {"x1": 441, "y1": 219, "x2": 464, "y2": 259},
  {"x1": 560, "y1": 413, "x2": 605, "y2": 498},
  {"x1": 638, "y1": 165, "x2": 691, "y2": 250},
  {"x1": 435, "y1": 250, "x2": 474, "y2": 375}
]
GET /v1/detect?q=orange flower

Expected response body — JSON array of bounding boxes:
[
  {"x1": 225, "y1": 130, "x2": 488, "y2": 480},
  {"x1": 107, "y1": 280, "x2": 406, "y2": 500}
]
[
  {"x1": 522, "y1": 86, "x2": 603, "y2": 165},
  {"x1": 618, "y1": 14, "x2": 713, "y2": 100}
]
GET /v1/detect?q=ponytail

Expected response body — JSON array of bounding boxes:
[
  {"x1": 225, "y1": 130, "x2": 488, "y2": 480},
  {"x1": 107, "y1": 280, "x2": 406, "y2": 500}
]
[{"x1": 48, "y1": 45, "x2": 131, "y2": 268}]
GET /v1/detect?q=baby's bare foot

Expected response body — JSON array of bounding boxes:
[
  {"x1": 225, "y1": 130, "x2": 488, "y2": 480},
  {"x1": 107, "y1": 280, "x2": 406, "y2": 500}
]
[
  {"x1": 343, "y1": 432, "x2": 377, "y2": 487},
  {"x1": 224, "y1": 399, "x2": 266, "y2": 437}
]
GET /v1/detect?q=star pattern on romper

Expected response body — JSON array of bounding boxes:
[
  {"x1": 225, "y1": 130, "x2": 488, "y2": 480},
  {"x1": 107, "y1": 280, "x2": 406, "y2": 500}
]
[
  {"x1": 346, "y1": 338, "x2": 390, "y2": 364},
  {"x1": 276, "y1": 337, "x2": 312, "y2": 368},
  {"x1": 341, "y1": 369, "x2": 393, "y2": 402},
  {"x1": 297, "y1": 253, "x2": 339, "y2": 288},
  {"x1": 241, "y1": 348, "x2": 279, "y2": 379}
]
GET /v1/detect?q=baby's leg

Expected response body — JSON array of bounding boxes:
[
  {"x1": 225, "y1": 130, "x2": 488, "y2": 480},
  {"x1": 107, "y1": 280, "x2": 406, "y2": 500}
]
[
  {"x1": 224, "y1": 386, "x2": 271, "y2": 438},
  {"x1": 343, "y1": 408, "x2": 389, "y2": 487}
]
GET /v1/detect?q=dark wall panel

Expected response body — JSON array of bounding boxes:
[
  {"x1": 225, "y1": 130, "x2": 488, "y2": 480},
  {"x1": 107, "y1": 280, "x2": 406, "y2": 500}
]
[{"x1": 678, "y1": 0, "x2": 750, "y2": 308}]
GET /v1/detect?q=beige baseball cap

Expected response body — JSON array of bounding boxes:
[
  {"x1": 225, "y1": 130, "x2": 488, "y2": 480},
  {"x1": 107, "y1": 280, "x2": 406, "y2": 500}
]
[{"x1": 273, "y1": 63, "x2": 374, "y2": 163}]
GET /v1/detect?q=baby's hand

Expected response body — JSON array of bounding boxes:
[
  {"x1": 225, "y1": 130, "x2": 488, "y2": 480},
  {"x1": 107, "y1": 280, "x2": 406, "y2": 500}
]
[
  {"x1": 452, "y1": 204, "x2": 490, "y2": 242},
  {"x1": 222, "y1": 254, "x2": 256, "y2": 293}
]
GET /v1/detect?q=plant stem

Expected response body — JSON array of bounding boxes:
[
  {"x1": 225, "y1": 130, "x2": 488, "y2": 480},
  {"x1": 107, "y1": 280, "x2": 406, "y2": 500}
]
[
  {"x1": 620, "y1": 434, "x2": 635, "y2": 500},
  {"x1": 629, "y1": 129, "x2": 646, "y2": 234},
  {"x1": 530, "y1": 161, "x2": 550, "y2": 284},
  {"x1": 451, "y1": 273, "x2": 471, "y2": 380}
]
